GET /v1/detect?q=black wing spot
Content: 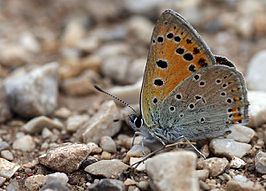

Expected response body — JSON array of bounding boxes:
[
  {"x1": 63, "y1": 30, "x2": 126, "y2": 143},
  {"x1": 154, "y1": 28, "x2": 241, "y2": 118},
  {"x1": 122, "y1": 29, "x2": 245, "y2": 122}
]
[
  {"x1": 193, "y1": 47, "x2": 200, "y2": 54},
  {"x1": 157, "y1": 36, "x2": 164, "y2": 43},
  {"x1": 174, "y1": 36, "x2": 181, "y2": 43},
  {"x1": 154, "y1": 79, "x2": 164, "y2": 86},
  {"x1": 176, "y1": 47, "x2": 185, "y2": 54},
  {"x1": 166, "y1": 32, "x2": 174, "y2": 39},
  {"x1": 152, "y1": 97, "x2": 158, "y2": 104},
  {"x1": 186, "y1": 39, "x2": 192, "y2": 44},
  {"x1": 156, "y1": 60, "x2": 168, "y2": 69},
  {"x1": 194, "y1": 74, "x2": 200, "y2": 81},
  {"x1": 188, "y1": 64, "x2": 196, "y2": 72},
  {"x1": 183, "y1": 53, "x2": 193, "y2": 61},
  {"x1": 198, "y1": 58, "x2": 208, "y2": 67}
]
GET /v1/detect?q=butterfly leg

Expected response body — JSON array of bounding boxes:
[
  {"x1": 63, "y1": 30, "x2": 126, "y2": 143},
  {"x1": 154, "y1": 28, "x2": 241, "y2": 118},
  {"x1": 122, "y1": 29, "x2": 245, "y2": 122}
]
[{"x1": 178, "y1": 135, "x2": 206, "y2": 159}]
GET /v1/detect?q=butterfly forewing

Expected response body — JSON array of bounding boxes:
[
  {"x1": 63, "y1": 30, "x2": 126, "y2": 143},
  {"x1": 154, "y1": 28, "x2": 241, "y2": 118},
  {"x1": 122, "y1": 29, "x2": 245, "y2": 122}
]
[{"x1": 141, "y1": 10, "x2": 216, "y2": 126}]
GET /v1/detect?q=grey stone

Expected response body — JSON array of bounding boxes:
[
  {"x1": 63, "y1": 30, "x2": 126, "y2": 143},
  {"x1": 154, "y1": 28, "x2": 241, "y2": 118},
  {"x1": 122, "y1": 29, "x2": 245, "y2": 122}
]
[
  {"x1": 248, "y1": 91, "x2": 266, "y2": 127},
  {"x1": 197, "y1": 157, "x2": 229, "y2": 177},
  {"x1": 4, "y1": 62, "x2": 59, "y2": 117},
  {"x1": 39, "y1": 143, "x2": 91, "y2": 173},
  {"x1": 88, "y1": 178, "x2": 125, "y2": 191},
  {"x1": 12, "y1": 135, "x2": 36, "y2": 152},
  {"x1": 0, "y1": 158, "x2": 20, "y2": 178},
  {"x1": 255, "y1": 151, "x2": 266, "y2": 174},
  {"x1": 100, "y1": 136, "x2": 117, "y2": 153},
  {"x1": 146, "y1": 151, "x2": 198, "y2": 191},
  {"x1": 226, "y1": 125, "x2": 255, "y2": 143}
]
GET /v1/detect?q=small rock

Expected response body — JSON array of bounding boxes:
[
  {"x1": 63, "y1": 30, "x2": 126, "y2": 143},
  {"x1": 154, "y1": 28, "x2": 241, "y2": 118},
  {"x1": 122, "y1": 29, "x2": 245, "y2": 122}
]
[
  {"x1": 146, "y1": 151, "x2": 198, "y2": 191},
  {"x1": 54, "y1": 107, "x2": 72, "y2": 119},
  {"x1": 100, "y1": 136, "x2": 117, "y2": 153},
  {"x1": 46, "y1": 172, "x2": 69, "y2": 184},
  {"x1": 0, "y1": 158, "x2": 20, "y2": 178},
  {"x1": 19, "y1": 32, "x2": 40, "y2": 53},
  {"x1": 85, "y1": 159, "x2": 129, "y2": 178},
  {"x1": 40, "y1": 179, "x2": 70, "y2": 191},
  {"x1": 25, "y1": 174, "x2": 47, "y2": 191},
  {"x1": 246, "y1": 50, "x2": 266, "y2": 91},
  {"x1": 23, "y1": 116, "x2": 64, "y2": 134},
  {"x1": 210, "y1": 138, "x2": 251, "y2": 158},
  {"x1": 0, "y1": 176, "x2": 6, "y2": 186},
  {"x1": 39, "y1": 143, "x2": 91, "y2": 173},
  {"x1": 124, "y1": 144, "x2": 151, "y2": 163},
  {"x1": 61, "y1": 19, "x2": 86, "y2": 47},
  {"x1": 197, "y1": 157, "x2": 229, "y2": 177},
  {"x1": 138, "y1": 180, "x2": 149, "y2": 190},
  {"x1": 80, "y1": 100, "x2": 121, "y2": 144},
  {"x1": 230, "y1": 157, "x2": 246, "y2": 169},
  {"x1": 6, "y1": 179, "x2": 20, "y2": 191},
  {"x1": 87, "y1": 178, "x2": 125, "y2": 191},
  {"x1": 129, "y1": 157, "x2": 147, "y2": 172},
  {"x1": 4, "y1": 62, "x2": 59, "y2": 117},
  {"x1": 127, "y1": 16, "x2": 153, "y2": 44},
  {"x1": 61, "y1": 70, "x2": 100, "y2": 96},
  {"x1": 0, "y1": 141, "x2": 9, "y2": 151},
  {"x1": 66, "y1": 115, "x2": 89, "y2": 132},
  {"x1": 95, "y1": 43, "x2": 130, "y2": 60},
  {"x1": 248, "y1": 91, "x2": 266, "y2": 127},
  {"x1": 87, "y1": 142, "x2": 102, "y2": 154},
  {"x1": 193, "y1": 169, "x2": 209, "y2": 181},
  {"x1": 101, "y1": 151, "x2": 112, "y2": 160},
  {"x1": 255, "y1": 151, "x2": 266, "y2": 174},
  {"x1": 42, "y1": 128, "x2": 53, "y2": 139},
  {"x1": 226, "y1": 177, "x2": 263, "y2": 191},
  {"x1": 116, "y1": 134, "x2": 142, "y2": 150},
  {"x1": 101, "y1": 56, "x2": 131, "y2": 84},
  {"x1": 77, "y1": 37, "x2": 100, "y2": 53},
  {"x1": 13, "y1": 135, "x2": 36, "y2": 152},
  {"x1": 0, "y1": 84, "x2": 12, "y2": 123},
  {"x1": 124, "y1": 178, "x2": 137, "y2": 186},
  {"x1": 0, "y1": 150, "x2": 14, "y2": 161},
  {"x1": 109, "y1": 80, "x2": 142, "y2": 105},
  {"x1": 200, "y1": 144, "x2": 210, "y2": 158},
  {"x1": 226, "y1": 125, "x2": 255, "y2": 143}
]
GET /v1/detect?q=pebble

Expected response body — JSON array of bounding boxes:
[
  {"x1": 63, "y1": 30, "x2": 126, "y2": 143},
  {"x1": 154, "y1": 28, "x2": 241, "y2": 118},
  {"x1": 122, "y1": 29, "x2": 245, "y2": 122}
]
[
  {"x1": 129, "y1": 157, "x2": 148, "y2": 172},
  {"x1": 138, "y1": 180, "x2": 149, "y2": 190},
  {"x1": 61, "y1": 19, "x2": 86, "y2": 47},
  {"x1": 19, "y1": 32, "x2": 40, "y2": 53},
  {"x1": 0, "y1": 141, "x2": 10, "y2": 151},
  {"x1": 109, "y1": 80, "x2": 142, "y2": 105},
  {"x1": 23, "y1": 116, "x2": 64, "y2": 134},
  {"x1": 40, "y1": 179, "x2": 70, "y2": 191},
  {"x1": 226, "y1": 125, "x2": 255, "y2": 143},
  {"x1": 124, "y1": 144, "x2": 151, "y2": 163},
  {"x1": 101, "y1": 151, "x2": 112, "y2": 160},
  {"x1": 101, "y1": 55, "x2": 131, "y2": 84},
  {"x1": 197, "y1": 157, "x2": 229, "y2": 177},
  {"x1": 87, "y1": 142, "x2": 102, "y2": 154},
  {"x1": 0, "y1": 176, "x2": 6, "y2": 186},
  {"x1": 66, "y1": 114, "x2": 89, "y2": 132},
  {"x1": 146, "y1": 151, "x2": 198, "y2": 191},
  {"x1": 127, "y1": 16, "x2": 153, "y2": 45},
  {"x1": 46, "y1": 172, "x2": 69, "y2": 184},
  {"x1": 42, "y1": 128, "x2": 53, "y2": 139},
  {"x1": 25, "y1": 174, "x2": 47, "y2": 191},
  {"x1": 124, "y1": 178, "x2": 137, "y2": 186},
  {"x1": 61, "y1": 70, "x2": 100, "y2": 96},
  {"x1": 0, "y1": 150, "x2": 14, "y2": 161},
  {"x1": 255, "y1": 151, "x2": 266, "y2": 174},
  {"x1": 80, "y1": 100, "x2": 121, "y2": 144},
  {"x1": 226, "y1": 177, "x2": 264, "y2": 191},
  {"x1": 248, "y1": 91, "x2": 266, "y2": 127},
  {"x1": 100, "y1": 136, "x2": 117, "y2": 153},
  {"x1": 246, "y1": 50, "x2": 266, "y2": 91},
  {"x1": 54, "y1": 107, "x2": 72, "y2": 119},
  {"x1": 209, "y1": 138, "x2": 251, "y2": 158},
  {"x1": 0, "y1": 158, "x2": 20, "y2": 178},
  {"x1": 95, "y1": 43, "x2": 130, "y2": 60},
  {"x1": 85, "y1": 159, "x2": 129, "y2": 178},
  {"x1": 230, "y1": 157, "x2": 246, "y2": 169},
  {"x1": 13, "y1": 135, "x2": 36, "y2": 152},
  {"x1": 39, "y1": 143, "x2": 91, "y2": 173},
  {"x1": 194, "y1": 169, "x2": 209, "y2": 181},
  {"x1": 87, "y1": 178, "x2": 125, "y2": 191},
  {"x1": 4, "y1": 62, "x2": 59, "y2": 117},
  {"x1": 0, "y1": 84, "x2": 12, "y2": 123}
]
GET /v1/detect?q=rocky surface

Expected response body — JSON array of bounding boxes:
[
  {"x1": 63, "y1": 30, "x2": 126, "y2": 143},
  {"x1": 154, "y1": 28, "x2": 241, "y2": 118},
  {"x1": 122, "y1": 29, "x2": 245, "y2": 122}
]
[{"x1": 0, "y1": 0, "x2": 265, "y2": 190}]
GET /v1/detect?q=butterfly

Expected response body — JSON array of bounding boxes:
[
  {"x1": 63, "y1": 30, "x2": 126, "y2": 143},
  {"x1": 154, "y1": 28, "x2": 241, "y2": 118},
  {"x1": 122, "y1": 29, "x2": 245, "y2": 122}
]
[{"x1": 127, "y1": 9, "x2": 249, "y2": 147}]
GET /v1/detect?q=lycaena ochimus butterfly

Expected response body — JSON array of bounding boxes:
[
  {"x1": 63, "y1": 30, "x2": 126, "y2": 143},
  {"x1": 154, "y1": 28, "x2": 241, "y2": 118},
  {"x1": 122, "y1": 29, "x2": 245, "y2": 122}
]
[
  {"x1": 95, "y1": 9, "x2": 248, "y2": 158},
  {"x1": 127, "y1": 10, "x2": 248, "y2": 150}
]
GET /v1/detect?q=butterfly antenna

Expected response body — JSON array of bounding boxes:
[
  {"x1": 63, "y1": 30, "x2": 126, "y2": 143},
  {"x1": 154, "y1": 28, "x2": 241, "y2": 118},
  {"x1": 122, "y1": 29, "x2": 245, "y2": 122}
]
[{"x1": 94, "y1": 85, "x2": 138, "y2": 115}]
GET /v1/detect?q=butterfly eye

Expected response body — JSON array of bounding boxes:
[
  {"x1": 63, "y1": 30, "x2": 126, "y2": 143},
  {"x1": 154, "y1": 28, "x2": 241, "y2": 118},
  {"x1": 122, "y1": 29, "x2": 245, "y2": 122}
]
[{"x1": 133, "y1": 116, "x2": 143, "y2": 129}]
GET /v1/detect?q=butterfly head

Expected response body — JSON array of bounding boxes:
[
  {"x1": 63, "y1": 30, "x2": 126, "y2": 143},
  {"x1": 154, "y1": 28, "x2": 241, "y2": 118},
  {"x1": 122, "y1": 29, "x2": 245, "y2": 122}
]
[{"x1": 128, "y1": 114, "x2": 144, "y2": 131}]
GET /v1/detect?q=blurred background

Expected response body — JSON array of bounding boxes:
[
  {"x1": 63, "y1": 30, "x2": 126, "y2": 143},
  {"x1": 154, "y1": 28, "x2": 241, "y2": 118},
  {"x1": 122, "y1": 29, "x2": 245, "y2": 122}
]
[{"x1": 0, "y1": 0, "x2": 266, "y2": 117}]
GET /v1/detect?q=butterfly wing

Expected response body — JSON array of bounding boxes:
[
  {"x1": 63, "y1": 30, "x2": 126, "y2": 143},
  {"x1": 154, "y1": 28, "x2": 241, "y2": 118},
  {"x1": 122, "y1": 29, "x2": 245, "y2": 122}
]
[
  {"x1": 157, "y1": 64, "x2": 248, "y2": 141},
  {"x1": 141, "y1": 9, "x2": 216, "y2": 127}
]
